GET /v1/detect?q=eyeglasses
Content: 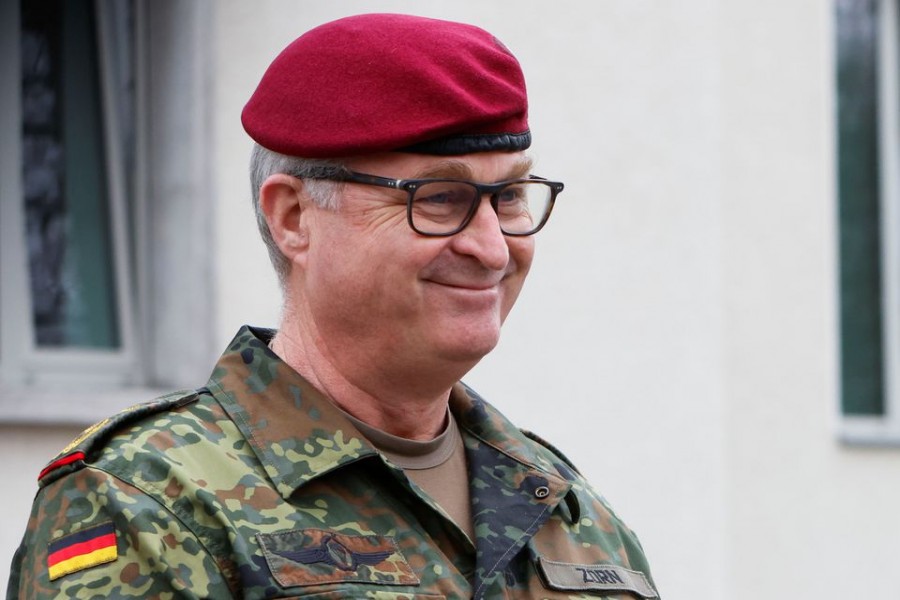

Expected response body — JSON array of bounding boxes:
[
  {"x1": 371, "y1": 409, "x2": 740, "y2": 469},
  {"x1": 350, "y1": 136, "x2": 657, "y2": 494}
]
[{"x1": 309, "y1": 169, "x2": 564, "y2": 237}]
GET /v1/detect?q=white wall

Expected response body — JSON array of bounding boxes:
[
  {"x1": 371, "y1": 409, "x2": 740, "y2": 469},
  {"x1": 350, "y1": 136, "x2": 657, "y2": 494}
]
[
  {"x1": 719, "y1": 1, "x2": 900, "y2": 597},
  {"x1": 4, "y1": 1, "x2": 900, "y2": 598}
]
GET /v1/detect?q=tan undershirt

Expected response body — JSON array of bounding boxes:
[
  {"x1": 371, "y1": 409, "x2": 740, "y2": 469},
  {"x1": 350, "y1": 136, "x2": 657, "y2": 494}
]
[{"x1": 344, "y1": 410, "x2": 475, "y2": 543}]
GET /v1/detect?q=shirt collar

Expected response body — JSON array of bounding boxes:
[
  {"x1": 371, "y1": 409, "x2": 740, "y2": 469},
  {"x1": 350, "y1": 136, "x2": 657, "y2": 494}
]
[
  {"x1": 206, "y1": 326, "x2": 570, "y2": 499},
  {"x1": 206, "y1": 326, "x2": 378, "y2": 499},
  {"x1": 450, "y1": 382, "x2": 570, "y2": 479}
]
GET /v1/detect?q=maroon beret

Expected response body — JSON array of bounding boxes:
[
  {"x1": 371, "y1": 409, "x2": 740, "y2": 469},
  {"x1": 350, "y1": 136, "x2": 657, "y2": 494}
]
[{"x1": 241, "y1": 13, "x2": 530, "y2": 158}]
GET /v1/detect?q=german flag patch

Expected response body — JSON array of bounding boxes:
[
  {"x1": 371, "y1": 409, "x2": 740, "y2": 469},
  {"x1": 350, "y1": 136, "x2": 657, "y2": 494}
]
[{"x1": 47, "y1": 522, "x2": 118, "y2": 581}]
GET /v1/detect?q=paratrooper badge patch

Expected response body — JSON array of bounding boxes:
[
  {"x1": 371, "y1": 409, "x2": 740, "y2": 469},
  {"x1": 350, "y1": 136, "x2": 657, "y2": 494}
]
[{"x1": 257, "y1": 528, "x2": 419, "y2": 588}]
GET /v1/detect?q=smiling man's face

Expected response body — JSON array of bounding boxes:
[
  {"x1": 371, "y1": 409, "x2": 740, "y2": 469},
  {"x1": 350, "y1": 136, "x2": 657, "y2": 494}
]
[{"x1": 295, "y1": 150, "x2": 536, "y2": 378}]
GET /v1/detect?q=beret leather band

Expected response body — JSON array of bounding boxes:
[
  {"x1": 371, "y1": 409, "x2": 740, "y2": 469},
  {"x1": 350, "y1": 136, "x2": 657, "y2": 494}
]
[
  {"x1": 400, "y1": 130, "x2": 532, "y2": 156},
  {"x1": 242, "y1": 13, "x2": 531, "y2": 158}
]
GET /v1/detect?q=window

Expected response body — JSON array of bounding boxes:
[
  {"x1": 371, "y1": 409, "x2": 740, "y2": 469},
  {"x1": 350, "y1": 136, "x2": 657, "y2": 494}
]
[
  {"x1": 0, "y1": 0, "x2": 217, "y2": 424},
  {"x1": 837, "y1": 0, "x2": 900, "y2": 442},
  {"x1": 2, "y1": 0, "x2": 139, "y2": 382}
]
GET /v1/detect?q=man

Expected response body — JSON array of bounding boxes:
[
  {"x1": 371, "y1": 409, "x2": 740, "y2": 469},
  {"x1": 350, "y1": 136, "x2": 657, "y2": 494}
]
[{"x1": 8, "y1": 13, "x2": 658, "y2": 599}]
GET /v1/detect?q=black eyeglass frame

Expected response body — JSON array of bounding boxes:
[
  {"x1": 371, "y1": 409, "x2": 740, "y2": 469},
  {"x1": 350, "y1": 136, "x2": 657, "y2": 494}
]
[{"x1": 308, "y1": 169, "x2": 564, "y2": 237}]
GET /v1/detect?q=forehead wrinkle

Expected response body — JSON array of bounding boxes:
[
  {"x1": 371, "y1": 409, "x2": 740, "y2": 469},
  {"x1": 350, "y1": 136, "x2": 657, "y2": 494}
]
[{"x1": 411, "y1": 156, "x2": 534, "y2": 182}]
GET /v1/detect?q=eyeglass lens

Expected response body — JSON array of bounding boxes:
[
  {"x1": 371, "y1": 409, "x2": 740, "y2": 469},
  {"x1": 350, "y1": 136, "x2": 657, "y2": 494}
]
[{"x1": 410, "y1": 180, "x2": 553, "y2": 235}]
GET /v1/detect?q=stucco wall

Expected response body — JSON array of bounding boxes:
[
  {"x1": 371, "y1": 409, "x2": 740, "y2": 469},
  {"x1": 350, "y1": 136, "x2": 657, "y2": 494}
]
[
  {"x1": 718, "y1": 1, "x2": 900, "y2": 596},
  {"x1": 4, "y1": 1, "x2": 900, "y2": 598}
]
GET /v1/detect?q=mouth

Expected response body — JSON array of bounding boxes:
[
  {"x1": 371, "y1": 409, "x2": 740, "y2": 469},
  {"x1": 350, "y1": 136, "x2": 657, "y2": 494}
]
[{"x1": 425, "y1": 279, "x2": 502, "y2": 292}]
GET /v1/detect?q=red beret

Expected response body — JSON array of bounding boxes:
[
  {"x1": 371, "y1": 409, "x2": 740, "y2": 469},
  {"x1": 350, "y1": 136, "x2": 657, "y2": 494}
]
[{"x1": 241, "y1": 13, "x2": 530, "y2": 158}]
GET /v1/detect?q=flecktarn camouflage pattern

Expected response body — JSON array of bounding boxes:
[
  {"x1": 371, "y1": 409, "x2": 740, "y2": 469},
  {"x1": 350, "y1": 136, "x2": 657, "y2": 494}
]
[{"x1": 7, "y1": 326, "x2": 658, "y2": 599}]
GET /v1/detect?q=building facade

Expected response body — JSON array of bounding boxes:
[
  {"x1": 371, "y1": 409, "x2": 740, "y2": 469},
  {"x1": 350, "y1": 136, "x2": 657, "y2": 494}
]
[{"x1": 2, "y1": 1, "x2": 899, "y2": 597}]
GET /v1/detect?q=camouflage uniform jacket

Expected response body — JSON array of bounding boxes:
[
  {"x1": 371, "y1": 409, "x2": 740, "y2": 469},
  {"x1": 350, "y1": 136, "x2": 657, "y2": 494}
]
[{"x1": 8, "y1": 326, "x2": 658, "y2": 599}]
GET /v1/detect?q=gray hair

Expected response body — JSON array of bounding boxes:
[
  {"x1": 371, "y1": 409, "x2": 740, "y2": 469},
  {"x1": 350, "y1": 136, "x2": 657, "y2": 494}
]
[{"x1": 249, "y1": 143, "x2": 345, "y2": 283}]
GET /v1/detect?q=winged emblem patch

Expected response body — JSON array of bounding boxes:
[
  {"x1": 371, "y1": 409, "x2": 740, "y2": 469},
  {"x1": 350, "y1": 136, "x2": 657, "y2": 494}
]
[
  {"x1": 257, "y1": 528, "x2": 419, "y2": 587},
  {"x1": 272, "y1": 533, "x2": 393, "y2": 571}
]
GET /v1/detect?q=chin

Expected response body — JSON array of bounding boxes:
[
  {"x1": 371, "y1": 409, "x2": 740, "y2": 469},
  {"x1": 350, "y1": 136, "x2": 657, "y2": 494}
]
[{"x1": 434, "y1": 330, "x2": 501, "y2": 365}]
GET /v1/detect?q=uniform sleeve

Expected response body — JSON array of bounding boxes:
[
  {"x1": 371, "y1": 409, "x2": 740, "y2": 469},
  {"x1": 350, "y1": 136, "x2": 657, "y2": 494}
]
[{"x1": 7, "y1": 466, "x2": 233, "y2": 599}]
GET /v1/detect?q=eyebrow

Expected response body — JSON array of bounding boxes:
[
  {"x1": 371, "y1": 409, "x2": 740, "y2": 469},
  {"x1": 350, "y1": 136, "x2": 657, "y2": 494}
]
[{"x1": 411, "y1": 157, "x2": 534, "y2": 182}]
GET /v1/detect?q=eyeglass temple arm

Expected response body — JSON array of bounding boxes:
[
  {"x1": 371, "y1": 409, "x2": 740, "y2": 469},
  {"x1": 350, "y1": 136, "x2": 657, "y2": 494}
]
[{"x1": 333, "y1": 170, "x2": 404, "y2": 189}]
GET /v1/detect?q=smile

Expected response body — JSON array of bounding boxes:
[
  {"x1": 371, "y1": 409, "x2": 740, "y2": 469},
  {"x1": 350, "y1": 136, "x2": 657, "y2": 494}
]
[
  {"x1": 425, "y1": 278, "x2": 502, "y2": 292},
  {"x1": 424, "y1": 280, "x2": 502, "y2": 305}
]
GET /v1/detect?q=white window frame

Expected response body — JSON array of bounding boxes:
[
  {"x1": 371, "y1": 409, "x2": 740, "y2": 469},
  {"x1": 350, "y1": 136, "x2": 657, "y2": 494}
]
[
  {"x1": 0, "y1": 0, "x2": 218, "y2": 425},
  {"x1": 839, "y1": 0, "x2": 900, "y2": 444},
  {"x1": 1, "y1": 0, "x2": 141, "y2": 384}
]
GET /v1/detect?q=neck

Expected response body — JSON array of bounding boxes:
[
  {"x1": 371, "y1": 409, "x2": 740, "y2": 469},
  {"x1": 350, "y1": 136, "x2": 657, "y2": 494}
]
[{"x1": 271, "y1": 309, "x2": 462, "y2": 441}]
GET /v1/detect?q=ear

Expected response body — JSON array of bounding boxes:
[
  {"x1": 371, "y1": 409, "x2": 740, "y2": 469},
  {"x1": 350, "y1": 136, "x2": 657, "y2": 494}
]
[{"x1": 259, "y1": 174, "x2": 313, "y2": 268}]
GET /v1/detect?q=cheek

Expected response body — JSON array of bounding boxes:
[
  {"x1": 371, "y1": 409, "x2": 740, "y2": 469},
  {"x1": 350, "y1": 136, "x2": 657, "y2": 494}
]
[
  {"x1": 304, "y1": 229, "x2": 372, "y2": 309},
  {"x1": 311, "y1": 233, "x2": 440, "y2": 302},
  {"x1": 508, "y1": 237, "x2": 535, "y2": 279},
  {"x1": 497, "y1": 239, "x2": 534, "y2": 318}
]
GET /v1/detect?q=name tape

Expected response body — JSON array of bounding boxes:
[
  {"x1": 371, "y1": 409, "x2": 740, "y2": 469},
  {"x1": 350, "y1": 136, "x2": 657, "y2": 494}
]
[{"x1": 538, "y1": 558, "x2": 658, "y2": 598}]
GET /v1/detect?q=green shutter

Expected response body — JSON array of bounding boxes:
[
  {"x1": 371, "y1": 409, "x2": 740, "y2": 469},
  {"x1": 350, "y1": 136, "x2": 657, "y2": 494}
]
[{"x1": 837, "y1": 0, "x2": 885, "y2": 415}]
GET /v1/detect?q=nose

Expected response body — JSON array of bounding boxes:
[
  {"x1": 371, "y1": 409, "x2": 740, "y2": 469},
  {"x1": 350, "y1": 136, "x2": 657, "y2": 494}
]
[{"x1": 449, "y1": 196, "x2": 510, "y2": 270}]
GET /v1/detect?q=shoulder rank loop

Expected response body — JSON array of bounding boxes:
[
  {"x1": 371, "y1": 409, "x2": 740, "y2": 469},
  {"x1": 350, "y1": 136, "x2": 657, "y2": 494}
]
[
  {"x1": 38, "y1": 451, "x2": 86, "y2": 482},
  {"x1": 36, "y1": 390, "x2": 201, "y2": 487}
]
